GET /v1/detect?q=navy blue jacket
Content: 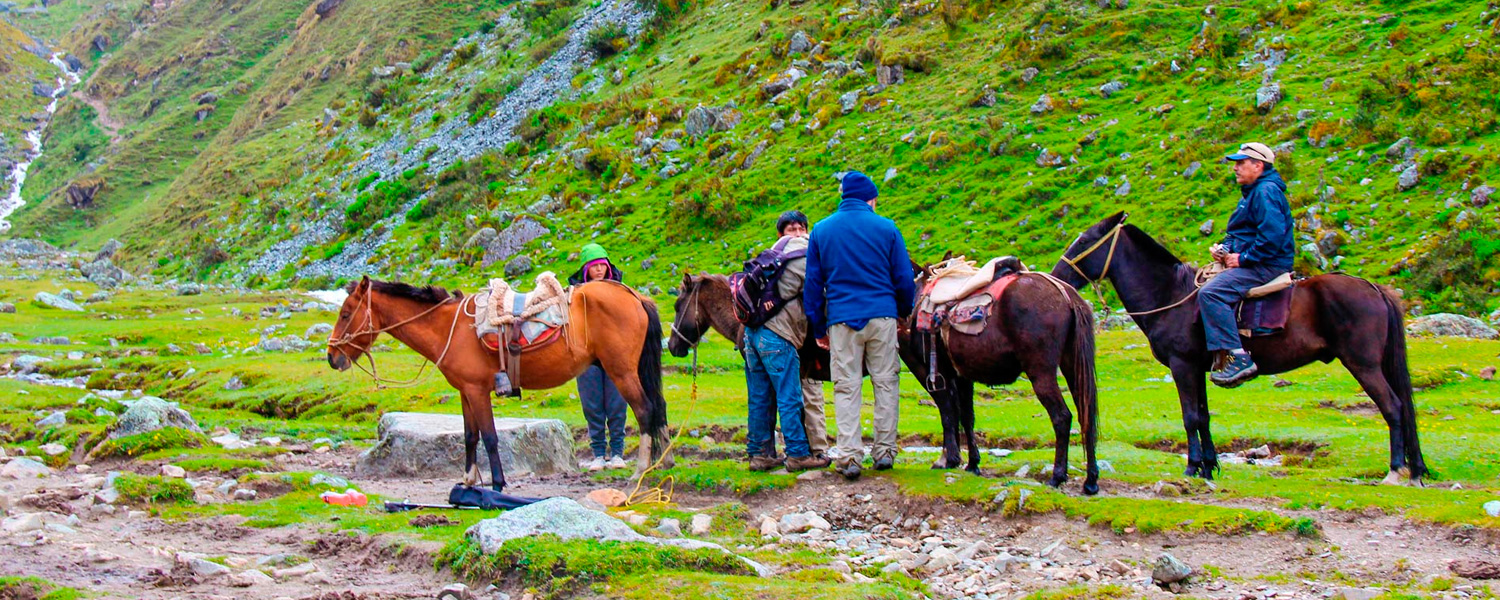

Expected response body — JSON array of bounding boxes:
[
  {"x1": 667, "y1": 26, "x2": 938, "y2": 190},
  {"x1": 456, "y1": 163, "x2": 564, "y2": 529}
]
[
  {"x1": 803, "y1": 198, "x2": 917, "y2": 339},
  {"x1": 1221, "y1": 168, "x2": 1294, "y2": 272}
]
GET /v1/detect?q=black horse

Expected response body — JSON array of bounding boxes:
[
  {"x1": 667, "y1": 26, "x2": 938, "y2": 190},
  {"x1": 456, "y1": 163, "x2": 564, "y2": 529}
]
[{"x1": 1050, "y1": 212, "x2": 1426, "y2": 483}]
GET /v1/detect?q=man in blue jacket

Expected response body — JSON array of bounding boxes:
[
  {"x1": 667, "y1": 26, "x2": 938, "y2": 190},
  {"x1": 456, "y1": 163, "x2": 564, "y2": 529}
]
[
  {"x1": 804, "y1": 171, "x2": 917, "y2": 480},
  {"x1": 1200, "y1": 142, "x2": 1295, "y2": 388}
]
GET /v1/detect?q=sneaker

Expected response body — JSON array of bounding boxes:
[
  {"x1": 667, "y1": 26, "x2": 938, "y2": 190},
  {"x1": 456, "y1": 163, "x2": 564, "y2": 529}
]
[
  {"x1": 873, "y1": 455, "x2": 895, "y2": 471},
  {"x1": 605, "y1": 455, "x2": 628, "y2": 469},
  {"x1": 584, "y1": 456, "x2": 606, "y2": 472},
  {"x1": 748, "y1": 454, "x2": 784, "y2": 472},
  {"x1": 1210, "y1": 351, "x2": 1259, "y2": 388},
  {"x1": 786, "y1": 454, "x2": 832, "y2": 471},
  {"x1": 837, "y1": 460, "x2": 862, "y2": 481}
]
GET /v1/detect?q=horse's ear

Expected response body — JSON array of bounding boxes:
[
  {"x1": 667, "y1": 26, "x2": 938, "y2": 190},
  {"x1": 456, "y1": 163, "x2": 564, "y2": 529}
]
[{"x1": 942, "y1": 250, "x2": 955, "y2": 260}]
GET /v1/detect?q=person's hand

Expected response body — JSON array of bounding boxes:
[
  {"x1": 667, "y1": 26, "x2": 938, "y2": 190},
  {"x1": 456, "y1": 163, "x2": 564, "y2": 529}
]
[
  {"x1": 816, "y1": 337, "x2": 830, "y2": 350},
  {"x1": 1225, "y1": 253, "x2": 1241, "y2": 268},
  {"x1": 1210, "y1": 244, "x2": 1228, "y2": 262}
]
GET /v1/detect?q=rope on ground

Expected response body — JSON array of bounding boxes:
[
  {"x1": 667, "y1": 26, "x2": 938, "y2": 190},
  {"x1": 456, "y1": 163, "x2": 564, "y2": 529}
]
[{"x1": 623, "y1": 342, "x2": 701, "y2": 507}]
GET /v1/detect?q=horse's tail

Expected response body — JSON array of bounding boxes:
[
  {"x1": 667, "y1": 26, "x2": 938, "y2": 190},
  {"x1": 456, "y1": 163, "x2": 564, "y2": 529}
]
[
  {"x1": 1063, "y1": 282, "x2": 1099, "y2": 456},
  {"x1": 1378, "y1": 285, "x2": 1425, "y2": 480},
  {"x1": 637, "y1": 298, "x2": 670, "y2": 461}
]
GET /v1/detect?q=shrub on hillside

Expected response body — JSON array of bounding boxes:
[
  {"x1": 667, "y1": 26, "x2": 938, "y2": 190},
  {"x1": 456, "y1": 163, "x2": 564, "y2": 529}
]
[
  {"x1": 1401, "y1": 221, "x2": 1500, "y2": 314},
  {"x1": 587, "y1": 23, "x2": 629, "y2": 57},
  {"x1": 114, "y1": 474, "x2": 194, "y2": 505}
]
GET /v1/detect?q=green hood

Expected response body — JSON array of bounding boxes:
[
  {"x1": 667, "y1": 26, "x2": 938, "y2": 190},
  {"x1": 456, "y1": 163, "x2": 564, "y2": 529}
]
[{"x1": 579, "y1": 243, "x2": 610, "y2": 264}]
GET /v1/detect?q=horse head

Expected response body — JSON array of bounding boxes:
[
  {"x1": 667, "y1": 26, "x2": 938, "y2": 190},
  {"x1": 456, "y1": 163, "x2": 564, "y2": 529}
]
[
  {"x1": 327, "y1": 276, "x2": 379, "y2": 371},
  {"x1": 668, "y1": 273, "x2": 708, "y2": 357},
  {"x1": 1051, "y1": 211, "x2": 1130, "y2": 289}
]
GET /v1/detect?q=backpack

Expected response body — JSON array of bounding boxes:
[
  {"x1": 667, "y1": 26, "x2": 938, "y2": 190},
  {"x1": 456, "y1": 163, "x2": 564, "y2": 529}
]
[{"x1": 729, "y1": 237, "x2": 806, "y2": 328}]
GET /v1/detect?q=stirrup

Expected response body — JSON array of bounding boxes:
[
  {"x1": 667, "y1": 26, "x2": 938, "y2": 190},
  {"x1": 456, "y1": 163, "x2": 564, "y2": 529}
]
[{"x1": 494, "y1": 372, "x2": 513, "y2": 396}]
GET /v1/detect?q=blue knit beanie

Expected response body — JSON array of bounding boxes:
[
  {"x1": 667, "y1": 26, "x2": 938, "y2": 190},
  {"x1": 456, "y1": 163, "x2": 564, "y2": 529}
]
[{"x1": 840, "y1": 171, "x2": 878, "y2": 202}]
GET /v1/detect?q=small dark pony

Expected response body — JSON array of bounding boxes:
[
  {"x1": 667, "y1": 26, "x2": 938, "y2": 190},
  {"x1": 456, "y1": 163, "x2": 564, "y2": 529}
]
[
  {"x1": 671, "y1": 268, "x2": 1102, "y2": 495},
  {"x1": 1051, "y1": 212, "x2": 1426, "y2": 483}
]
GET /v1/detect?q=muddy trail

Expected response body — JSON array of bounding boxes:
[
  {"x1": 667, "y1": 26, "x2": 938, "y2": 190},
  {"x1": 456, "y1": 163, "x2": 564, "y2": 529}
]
[{"x1": 4, "y1": 442, "x2": 1497, "y2": 600}]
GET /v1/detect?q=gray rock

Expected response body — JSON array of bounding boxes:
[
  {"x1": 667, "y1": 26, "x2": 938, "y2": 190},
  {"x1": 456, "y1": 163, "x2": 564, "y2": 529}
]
[
  {"x1": 0, "y1": 302, "x2": 13, "y2": 313},
  {"x1": 224, "y1": 376, "x2": 245, "y2": 391},
  {"x1": 1114, "y1": 179, "x2": 1131, "y2": 196},
  {"x1": 37, "y1": 411, "x2": 66, "y2": 427},
  {"x1": 1334, "y1": 588, "x2": 1386, "y2": 600},
  {"x1": 81, "y1": 257, "x2": 127, "y2": 289},
  {"x1": 85, "y1": 292, "x2": 110, "y2": 303},
  {"x1": 690, "y1": 514, "x2": 713, "y2": 535},
  {"x1": 684, "y1": 104, "x2": 742, "y2": 138},
  {"x1": 1030, "y1": 94, "x2": 1053, "y2": 115},
  {"x1": 1199, "y1": 219, "x2": 1214, "y2": 236},
  {"x1": 34, "y1": 292, "x2": 83, "y2": 311},
  {"x1": 32, "y1": 83, "x2": 56, "y2": 97},
  {"x1": 839, "y1": 90, "x2": 861, "y2": 114},
  {"x1": 310, "y1": 473, "x2": 349, "y2": 489},
  {"x1": 110, "y1": 397, "x2": 202, "y2": 439},
  {"x1": 1397, "y1": 165, "x2": 1420, "y2": 191},
  {"x1": 1385, "y1": 137, "x2": 1413, "y2": 162},
  {"x1": 11, "y1": 355, "x2": 50, "y2": 374},
  {"x1": 504, "y1": 255, "x2": 533, "y2": 279},
  {"x1": 1471, "y1": 184, "x2": 1494, "y2": 208},
  {"x1": 190, "y1": 558, "x2": 231, "y2": 578},
  {"x1": 659, "y1": 139, "x2": 682, "y2": 153},
  {"x1": 1484, "y1": 500, "x2": 1500, "y2": 518},
  {"x1": 1152, "y1": 552, "x2": 1192, "y2": 584},
  {"x1": 1098, "y1": 81, "x2": 1126, "y2": 98},
  {"x1": 177, "y1": 283, "x2": 204, "y2": 296},
  {"x1": 356, "y1": 412, "x2": 575, "y2": 478},
  {"x1": 305, "y1": 323, "x2": 333, "y2": 339},
  {"x1": 465, "y1": 227, "x2": 498, "y2": 249},
  {"x1": 2, "y1": 457, "x2": 52, "y2": 479},
  {"x1": 1255, "y1": 82, "x2": 1281, "y2": 112},
  {"x1": 1036, "y1": 148, "x2": 1063, "y2": 167},
  {"x1": 787, "y1": 31, "x2": 812, "y2": 54},
  {"x1": 655, "y1": 518, "x2": 682, "y2": 538},
  {"x1": 1020, "y1": 67, "x2": 1039, "y2": 83},
  {"x1": 1296, "y1": 109, "x2": 1317, "y2": 121},
  {"x1": 1407, "y1": 314, "x2": 1498, "y2": 340},
  {"x1": 876, "y1": 64, "x2": 904, "y2": 87},
  {"x1": 1273, "y1": 141, "x2": 1296, "y2": 157},
  {"x1": 466, "y1": 497, "x2": 770, "y2": 576},
  {"x1": 482, "y1": 218, "x2": 548, "y2": 268},
  {"x1": 1183, "y1": 161, "x2": 1201, "y2": 178},
  {"x1": 970, "y1": 85, "x2": 996, "y2": 108}
]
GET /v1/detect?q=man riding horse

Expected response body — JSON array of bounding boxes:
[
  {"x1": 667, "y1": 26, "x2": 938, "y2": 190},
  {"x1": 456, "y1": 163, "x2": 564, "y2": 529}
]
[{"x1": 1202, "y1": 142, "x2": 1295, "y2": 388}]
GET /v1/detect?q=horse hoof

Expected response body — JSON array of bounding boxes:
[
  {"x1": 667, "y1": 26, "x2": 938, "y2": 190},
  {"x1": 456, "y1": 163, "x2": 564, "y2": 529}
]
[
  {"x1": 1183, "y1": 466, "x2": 1198, "y2": 478},
  {"x1": 1082, "y1": 481, "x2": 1100, "y2": 496},
  {"x1": 1380, "y1": 470, "x2": 1403, "y2": 486},
  {"x1": 930, "y1": 460, "x2": 957, "y2": 470},
  {"x1": 492, "y1": 484, "x2": 505, "y2": 493},
  {"x1": 1046, "y1": 476, "x2": 1066, "y2": 489},
  {"x1": 965, "y1": 466, "x2": 981, "y2": 475}
]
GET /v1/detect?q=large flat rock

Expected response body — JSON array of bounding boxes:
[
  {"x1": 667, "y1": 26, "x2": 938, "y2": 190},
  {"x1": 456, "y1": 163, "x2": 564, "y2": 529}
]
[{"x1": 356, "y1": 412, "x2": 574, "y2": 478}]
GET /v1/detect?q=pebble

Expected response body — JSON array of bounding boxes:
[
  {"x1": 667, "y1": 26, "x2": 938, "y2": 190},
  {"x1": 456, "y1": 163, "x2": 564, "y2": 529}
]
[
  {"x1": 228, "y1": 570, "x2": 276, "y2": 587},
  {"x1": 162, "y1": 465, "x2": 187, "y2": 478},
  {"x1": 689, "y1": 514, "x2": 713, "y2": 536}
]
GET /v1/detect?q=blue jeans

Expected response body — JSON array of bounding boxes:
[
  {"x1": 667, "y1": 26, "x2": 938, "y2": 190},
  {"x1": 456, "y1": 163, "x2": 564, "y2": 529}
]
[
  {"x1": 743, "y1": 327, "x2": 811, "y2": 458},
  {"x1": 578, "y1": 365, "x2": 626, "y2": 458},
  {"x1": 1198, "y1": 263, "x2": 1284, "y2": 352}
]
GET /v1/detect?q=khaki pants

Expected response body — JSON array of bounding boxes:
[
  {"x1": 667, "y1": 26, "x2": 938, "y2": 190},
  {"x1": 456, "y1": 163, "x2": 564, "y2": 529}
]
[
  {"x1": 801, "y1": 378, "x2": 829, "y2": 456},
  {"x1": 827, "y1": 318, "x2": 901, "y2": 466}
]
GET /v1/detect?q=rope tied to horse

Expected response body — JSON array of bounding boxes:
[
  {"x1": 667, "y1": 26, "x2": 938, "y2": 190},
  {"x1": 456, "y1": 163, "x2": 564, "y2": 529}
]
[
  {"x1": 329, "y1": 289, "x2": 471, "y2": 389},
  {"x1": 1062, "y1": 215, "x2": 1225, "y2": 319}
]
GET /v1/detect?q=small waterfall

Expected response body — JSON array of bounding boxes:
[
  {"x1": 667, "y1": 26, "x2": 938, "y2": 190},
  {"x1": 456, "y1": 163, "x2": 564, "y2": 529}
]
[{"x1": 0, "y1": 52, "x2": 82, "y2": 233}]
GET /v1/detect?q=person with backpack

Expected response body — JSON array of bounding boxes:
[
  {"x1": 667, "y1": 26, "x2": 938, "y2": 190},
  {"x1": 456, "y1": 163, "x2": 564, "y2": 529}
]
[
  {"x1": 731, "y1": 211, "x2": 831, "y2": 472},
  {"x1": 776, "y1": 212, "x2": 831, "y2": 462},
  {"x1": 567, "y1": 243, "x2": 629, "y2": 472},
  {"x1": 803, "y1": 171, "x2": 916, "y2": 480}
]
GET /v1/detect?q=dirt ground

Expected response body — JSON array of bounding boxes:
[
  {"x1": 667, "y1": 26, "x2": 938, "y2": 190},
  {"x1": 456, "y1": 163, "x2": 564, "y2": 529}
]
[{"x1": 3, "y1": 443, "x2": 1498, "y2": 600}]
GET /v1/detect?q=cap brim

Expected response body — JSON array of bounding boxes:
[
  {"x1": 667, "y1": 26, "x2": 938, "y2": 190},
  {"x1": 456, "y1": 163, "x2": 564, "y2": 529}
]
[{"x1": 1224, "y1": 153, "x2": 1250, "y2": 162}]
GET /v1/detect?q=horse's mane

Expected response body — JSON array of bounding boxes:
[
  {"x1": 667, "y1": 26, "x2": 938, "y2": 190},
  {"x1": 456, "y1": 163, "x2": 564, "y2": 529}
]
[
  {"x1": 1121, "y1": 224, "x2": 1184, "y2": 267},
  {"x1": 349, "y1": 279, "x2": 453, "y2": 303}
]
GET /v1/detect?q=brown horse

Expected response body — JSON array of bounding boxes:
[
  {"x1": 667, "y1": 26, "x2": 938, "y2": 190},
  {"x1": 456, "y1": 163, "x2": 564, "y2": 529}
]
[
  {"x1": 327, "y1": 276, "x2": 670, "y2": 491},
  {"x1": 1050, "y1": 212, "x2": 1426, "y2": 483},
  {"x1": 669, "y1": 270, "x2": 1102, "y2": 494}
]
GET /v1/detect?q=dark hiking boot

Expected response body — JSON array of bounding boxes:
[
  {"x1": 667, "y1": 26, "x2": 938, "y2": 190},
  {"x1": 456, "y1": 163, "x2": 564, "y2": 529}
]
[
  {"x1": 1210, "y1": 352, "x2": 1259, "y2": 388},
  {"x1": 837, "y1": 460, "x2": 862, "y2": 481},
  {"x1": 873, "y1": 455, "x2": 895, "y2": 471},
  {"x1": 748, "y1": 454, "x2": 784, "y2": 472},
  {"x1": 786, "y1": 454, "x2": 831, "y2": 471}
]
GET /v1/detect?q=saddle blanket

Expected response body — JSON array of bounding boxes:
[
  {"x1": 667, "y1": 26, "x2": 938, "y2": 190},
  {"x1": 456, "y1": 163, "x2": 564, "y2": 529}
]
[
  {"x1": 473, "y1": 273, "x2": 569, "y2": 348},
  {"x1": 1237, "y1": 285, "x2": 1294, "y2": 337},
  {"x1": 916, "y1": 256, "x2": 1026, "y2": 335}
]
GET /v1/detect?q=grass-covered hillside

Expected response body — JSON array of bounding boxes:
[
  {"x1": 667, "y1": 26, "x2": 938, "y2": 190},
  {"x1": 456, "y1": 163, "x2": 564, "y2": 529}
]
[
  {"x1": 7, "y1": 0, "x2": 1500, "y2": 313},
  {"x1": 0, "y1": 19, "x2": 55, "y2": 171}
]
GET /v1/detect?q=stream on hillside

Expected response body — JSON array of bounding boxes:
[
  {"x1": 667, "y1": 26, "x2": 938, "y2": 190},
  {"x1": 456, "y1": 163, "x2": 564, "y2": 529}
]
[{"x1": 0, "y1": 51, "x2": 81, "y2": 233}]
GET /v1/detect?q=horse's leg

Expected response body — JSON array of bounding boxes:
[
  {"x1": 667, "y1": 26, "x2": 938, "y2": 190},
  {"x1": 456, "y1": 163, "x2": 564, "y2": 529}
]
[
  {"x1": 1059, "y1": 355, "x2": 1099, "y2": 495},
  {"x1": 1342, "y1": 360, "x2": 1410, "y2": 484},
  {"x1": 956, "y1": 378, "x2": 980, "y2": 474},
  {"x1": 1168, "y1": 359, "x2": 1209, "y2": 478},
  {"x1": 461, "y1": 405, "x2": 481, "y2": 487},
  {"x1": 1028, "y1": 367, "x2": 1071, "y2": 488},
  {"x1": 466, "y1": 386, "x2": 507, "y2": 492},
  {"x1": 930, "y1": 388, "x2": 961, "y2": 470}
]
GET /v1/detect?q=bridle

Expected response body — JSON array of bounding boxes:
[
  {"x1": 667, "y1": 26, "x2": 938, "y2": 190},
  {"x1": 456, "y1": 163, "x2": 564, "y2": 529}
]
[
  {"x1": 328, "y1": 282, "x2": 468, "y2": 388},
  {"x1": 668, "y1": 279, "x2": 705, "y2": 350},
  {"x1": 1059, "y1": 214, "x2": 1201, "y2": 318}
]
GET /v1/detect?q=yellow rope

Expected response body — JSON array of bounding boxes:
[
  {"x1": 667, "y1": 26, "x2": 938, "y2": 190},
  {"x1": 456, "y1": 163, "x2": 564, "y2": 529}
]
[{"x1": 622, "y1": 343, "x2": 699, "y2": 507}]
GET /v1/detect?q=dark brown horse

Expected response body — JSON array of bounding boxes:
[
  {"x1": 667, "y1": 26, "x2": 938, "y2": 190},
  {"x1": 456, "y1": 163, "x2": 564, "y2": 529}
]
[
  {"x1": 670, "y1": 270, "x2": 1102, "y2": 495},
  {"x1": 327, "y1": 276, "x2": 670, "y2": 491},
  {"x1": 1050, "y1": 212, "x2": 1426, "y2": 483}
]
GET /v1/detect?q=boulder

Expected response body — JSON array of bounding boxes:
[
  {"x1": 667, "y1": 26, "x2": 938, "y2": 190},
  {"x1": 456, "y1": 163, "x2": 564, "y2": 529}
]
[
  {"x1": 32, "y1": 83, "x2": 56, "y2": 97},
  {"x1": 1397, "y1": 165, "x2": 1420, "y2": 191},
  {"x1": 466, "y1": 497, "x2": 770, "y2": 576},
  {"x1": 65, "y1": 179, "x2": 102, "y2": 209},
  {"x1": 1407, "y1": 314, "x2": 1498, "y2": 340},
  {"x1": 3, "y1": 458, "x2": 52, "y2": 479},
  {"x1": 684, "y1": 104, "x2": 742, "y2": 138},
  {"x1": 1152, "y1": 552, "x2": 1192, "y2": 584},
  {"x1": 37, "y1": 411, "x2": 66, "y2": 427},
  {"x1": 177, "y1": 283, "x2": 204, "y2": 296},
  {"x1": 1098, "y1": 81, "x2": 1126, "y2": 98},
  {"x1": 876, "y1": 64, "x2": 905, "y2": 87},
  {"x1": 34, "y1": 292, "x2": 83, "y2": 311},
  {"x1": 1255, "y1": 82, "x2": 1281, "y2": 112},
  {"x1": 80, "y1": 258, "x2": 127, "y2": 289},
  {"x1": 11, "y1": 355, "x2": 50, "y2": 374},
  {"x1": 94, "y1": 239, "x2": 122, "y2": 262},
  {"x1": 110, "y1": 396, "x2": 202, "y2": 439},
  {"x1": 481, "y1": 218, "x2": 548, "y2": 268},
  {"x1": 356, "y1": 412, "x2": 574, "y2": 478},
  {"x1": 1029, "y1": 94, "x2": 1054, "y2": 115},
  {"x1": 1198, "y1": 219, "x2": 1214, "y2": 236},
  {"x1": 0, "y1": 302, "x2": 13, "y2": 313},
  {"x1": 787, "y1": 31, "x2": 812, "y2": 54},
  {"x1": 1020, "y1": 67, "x2": 1039, "y2": 83},
  {"x1": 1385, "y1": 137, "x2": 1413, "y2": 162},
  {"x1": 1472, "y1": 184, "x2": 1495, "y2": 208},
  {"x1": 503, "y1": 255, "x2": 533, "y2": 279},
  {"x1": 690, "y1": 514, "x2": 713, "y2": 535},
  {"x1": 586, "y1": 488, "x2": 628, "y2": 507}
]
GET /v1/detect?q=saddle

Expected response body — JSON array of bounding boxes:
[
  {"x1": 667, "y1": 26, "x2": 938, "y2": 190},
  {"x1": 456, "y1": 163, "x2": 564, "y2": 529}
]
[
  {"x1": 916, "y1": 256, "x2": 1026, "y2": 336},
  {"x1": 1236, "y1": 272, "x2": 1296, "y2": 337},
  {"x1": 473, "y1": 273, "x2": 571, "y2": 396}
]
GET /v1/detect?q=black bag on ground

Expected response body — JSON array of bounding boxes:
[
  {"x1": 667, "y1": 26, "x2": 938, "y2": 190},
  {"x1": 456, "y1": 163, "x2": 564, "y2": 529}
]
[{"x1": 447, "y1": 484, "x2": 546, "y2": 510}]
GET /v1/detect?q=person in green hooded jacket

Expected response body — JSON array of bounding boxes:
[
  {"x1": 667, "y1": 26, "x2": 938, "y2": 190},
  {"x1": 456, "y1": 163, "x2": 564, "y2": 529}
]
[{"x1": 568, "y1": 243, "x2": 629, "y2": 471}]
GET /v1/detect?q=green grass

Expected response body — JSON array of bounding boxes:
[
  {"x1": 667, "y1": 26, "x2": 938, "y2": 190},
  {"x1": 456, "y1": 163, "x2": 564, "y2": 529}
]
[
  {"x1": 91, "y1": 427, "x2": 208, "y2": 458},
  {"x1": 436, "y1": 536, "x2": 756, "y2": 595},
  {"x1": 606, "y1": 571, "x2": 922, "y2": 600},
  {"x1": 0, "y1": 576, "x2": 86, "y2": 600},
  {"x1": 114, "y1": 474, "x2": 195, "y2": 505}
]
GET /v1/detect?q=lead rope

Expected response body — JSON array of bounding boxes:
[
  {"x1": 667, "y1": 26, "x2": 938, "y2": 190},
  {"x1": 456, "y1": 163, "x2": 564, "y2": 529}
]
[
  {"x1": 626, "y1": 285, "x2": 712, "y2": 507},
  {"x1": 337, "y1": 295, "x2": 470, "y2": 389}
]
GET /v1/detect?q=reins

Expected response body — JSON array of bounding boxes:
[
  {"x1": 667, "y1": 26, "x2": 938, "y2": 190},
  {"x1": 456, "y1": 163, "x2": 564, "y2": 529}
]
[
  {"x1": 1062, "y1": 215, "x2": 1203, "y2": 318},
  {"x1": 329, "y1": 288, "x2": 470, "y2": 389}
]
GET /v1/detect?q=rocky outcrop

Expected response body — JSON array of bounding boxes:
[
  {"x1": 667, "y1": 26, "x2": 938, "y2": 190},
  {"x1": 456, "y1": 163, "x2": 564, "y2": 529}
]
[
  {"x1": 1407, "y1": 314, "x2": 1498, "y2": 340},
  {"x1": 685, "y1": 104, "x2": 742, "y2": 137},
  {"x1": 356, "y1": 412, "x2": 574, "y2": 478},
  {"x1": 481, "y1": 218, "x2": 548, "y2": 268},
  {"x1": 65, "y1": 179, "x2": 103, "y2": 209},
  {"x1": 466, "y1": 497, "x2": 770, "y2": 576},
  {"x1": 109, "y1": 397, "x2": 202, "y2": 439},
  {"x1": 33, "y1": 292, "x2": 83, "y2": 311}
]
